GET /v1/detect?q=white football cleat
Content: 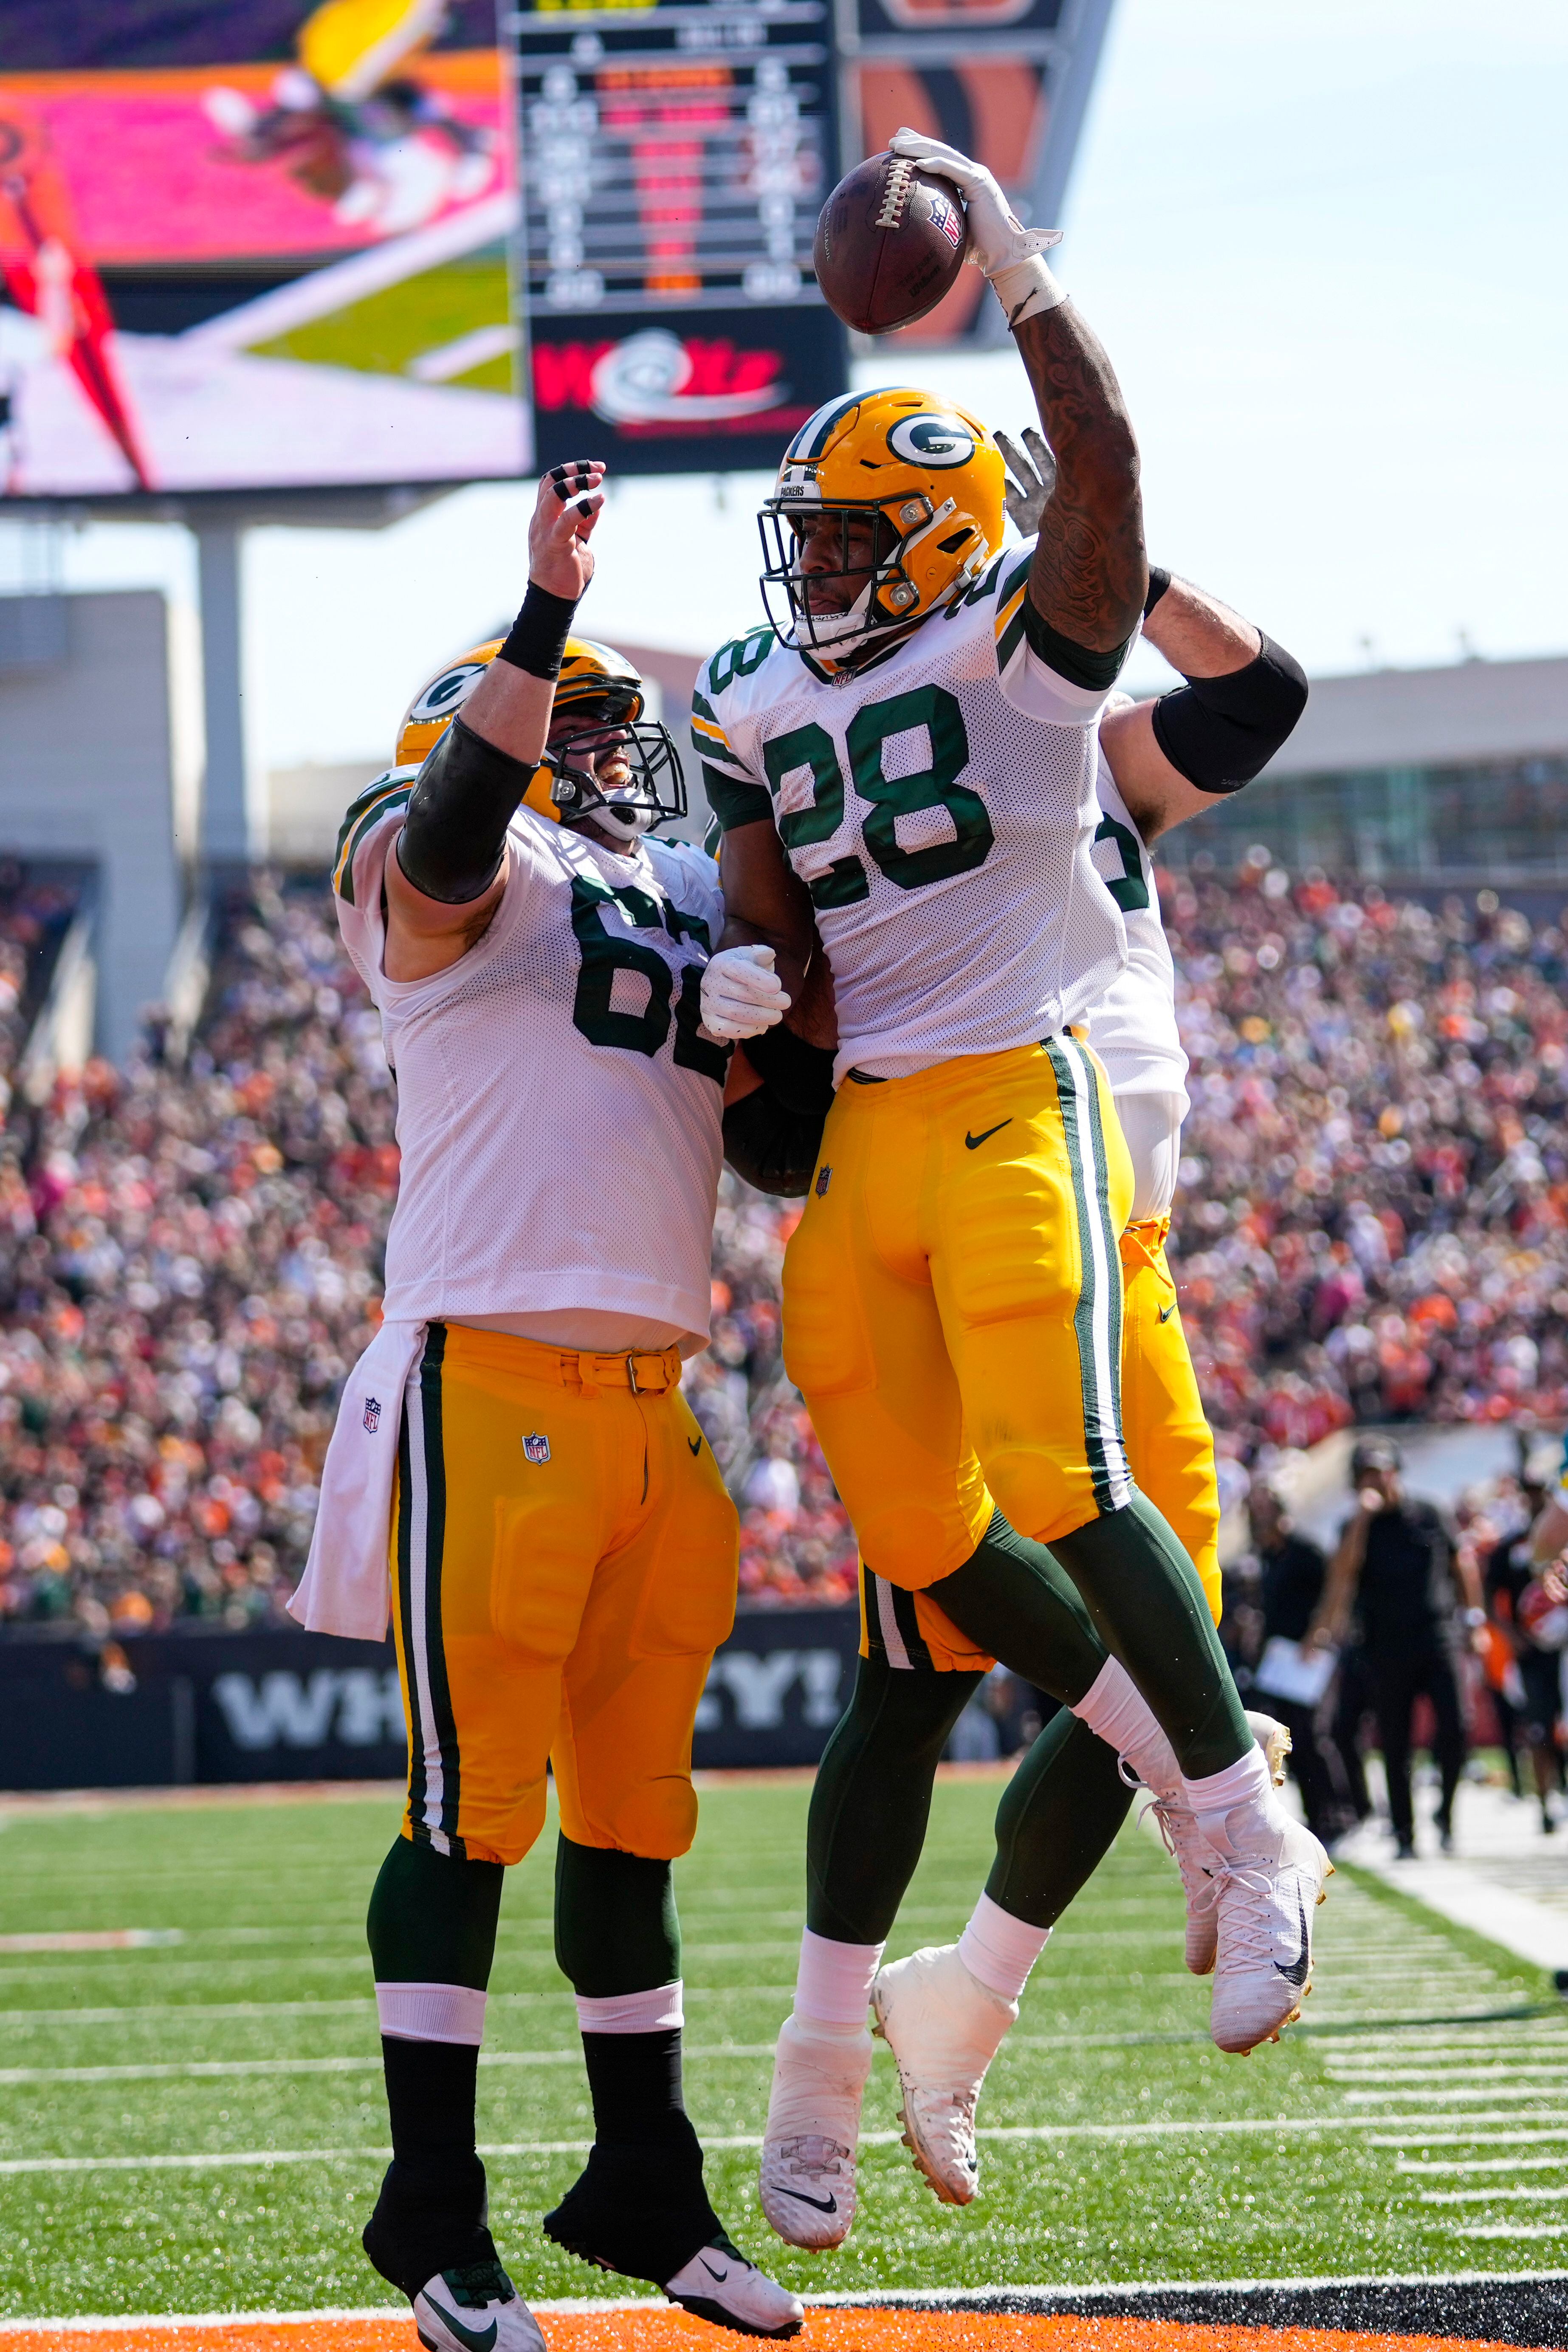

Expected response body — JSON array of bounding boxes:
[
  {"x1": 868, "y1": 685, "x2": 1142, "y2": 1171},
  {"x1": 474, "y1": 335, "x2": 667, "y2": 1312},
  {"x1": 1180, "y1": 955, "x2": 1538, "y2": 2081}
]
[
  {"x1": 871, "y1": 1944, "x2": 1016, "y2": 2206},
  {"x1": 412, "y1": 2260, "x2": 545, "y2": 2352},
  {"x1": 1145, "y1": 1712, "x2": 1293, "y2": 1977},
  {"x1": 665, "y1": 2236, "x2": 805, "y2": 2338},
  {"x1": 758, "y1": 2013, "x2": 872, "y2": 2248},
  {"x1": 1201, "y1": 1798, "x2": 1332, "y2": 2055}
]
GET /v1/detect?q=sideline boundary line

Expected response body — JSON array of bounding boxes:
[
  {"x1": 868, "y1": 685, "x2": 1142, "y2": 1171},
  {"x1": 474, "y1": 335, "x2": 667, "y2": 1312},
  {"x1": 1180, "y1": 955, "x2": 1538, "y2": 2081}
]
[{"x1": 3, "y1": 2271, "x2": 1568, "y2": 2346}]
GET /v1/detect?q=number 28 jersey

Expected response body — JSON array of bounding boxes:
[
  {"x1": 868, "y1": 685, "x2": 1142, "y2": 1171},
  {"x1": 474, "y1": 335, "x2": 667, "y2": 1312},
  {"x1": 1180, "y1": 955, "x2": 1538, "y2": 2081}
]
[
  {"x1": 333, "y1": 773, "x2": 728, "y2": 1348},
  {"x1": 694, "y1": 540, "x2": 1128, "y2": 1084}
]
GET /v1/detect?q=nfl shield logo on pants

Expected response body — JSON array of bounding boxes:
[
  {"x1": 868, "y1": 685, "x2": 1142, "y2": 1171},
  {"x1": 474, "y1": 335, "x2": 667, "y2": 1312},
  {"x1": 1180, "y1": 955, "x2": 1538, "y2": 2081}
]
[
  {"x1": 522, "y1": 1432, "x2": 551, "y2": 1464},
  {"x1": 362, "y1": 1396, "x2": 381, "y2": 1433}
]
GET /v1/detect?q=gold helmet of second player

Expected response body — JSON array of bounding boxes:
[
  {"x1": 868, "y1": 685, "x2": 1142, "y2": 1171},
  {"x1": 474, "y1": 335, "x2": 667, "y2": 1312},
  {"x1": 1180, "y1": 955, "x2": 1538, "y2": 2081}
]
[
  {"x1": 759, "y1": 385, "x2": 1006, "y2": 654},
  {"x1": 395, "y1": 635, "x2": 685, "y2": 838}
]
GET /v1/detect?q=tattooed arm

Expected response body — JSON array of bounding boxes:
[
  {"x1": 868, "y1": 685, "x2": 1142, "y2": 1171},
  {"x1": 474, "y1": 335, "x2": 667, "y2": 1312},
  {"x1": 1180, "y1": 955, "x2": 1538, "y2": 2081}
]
[
  {"x1": 885, "y1": 127, "x2": 1146, "y2": 662},
  {"x1": 1014, "y1": 302, "x2": 1146, "y2": 658}
]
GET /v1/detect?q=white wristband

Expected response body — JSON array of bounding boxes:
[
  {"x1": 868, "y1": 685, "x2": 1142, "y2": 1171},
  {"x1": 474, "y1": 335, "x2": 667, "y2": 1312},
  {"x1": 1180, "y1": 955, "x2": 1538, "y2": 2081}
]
[{"x1": 989, "y1": 254, "x2": 1067, "y2": 329}]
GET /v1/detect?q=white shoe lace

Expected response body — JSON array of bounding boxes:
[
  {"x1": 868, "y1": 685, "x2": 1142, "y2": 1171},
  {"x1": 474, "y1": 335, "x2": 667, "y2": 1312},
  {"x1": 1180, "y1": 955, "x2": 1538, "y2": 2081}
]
[{"x1": 1211, "y1": 1858, "x2": 1300, "y2": 1971}]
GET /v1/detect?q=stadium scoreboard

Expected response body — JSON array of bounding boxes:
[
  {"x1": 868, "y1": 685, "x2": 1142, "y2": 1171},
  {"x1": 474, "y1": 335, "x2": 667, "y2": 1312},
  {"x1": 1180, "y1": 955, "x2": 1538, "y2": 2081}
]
[{"x1": 509, "y1": 0, "x2": 848, "y2": 473}]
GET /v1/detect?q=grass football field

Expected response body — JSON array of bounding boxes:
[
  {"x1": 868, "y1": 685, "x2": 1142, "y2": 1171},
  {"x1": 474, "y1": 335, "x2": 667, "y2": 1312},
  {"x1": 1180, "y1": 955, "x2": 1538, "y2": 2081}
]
[{"x1": 0, "y1": 1772, "x2": 1562, "y2": 2327}]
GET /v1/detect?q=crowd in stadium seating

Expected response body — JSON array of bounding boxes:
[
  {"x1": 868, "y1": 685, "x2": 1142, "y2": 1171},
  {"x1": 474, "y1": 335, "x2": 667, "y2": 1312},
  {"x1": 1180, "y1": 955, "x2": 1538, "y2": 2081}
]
[{"x1": 2, "y1": 859, "x2": 1567, "y2": 1632}]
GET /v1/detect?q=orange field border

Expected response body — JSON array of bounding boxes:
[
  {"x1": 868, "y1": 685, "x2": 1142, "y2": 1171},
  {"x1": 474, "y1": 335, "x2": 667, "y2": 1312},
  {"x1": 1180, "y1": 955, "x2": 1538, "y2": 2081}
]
[{"x1": 0, "y1": 2309, "x2": 1563, "y2": 2352}]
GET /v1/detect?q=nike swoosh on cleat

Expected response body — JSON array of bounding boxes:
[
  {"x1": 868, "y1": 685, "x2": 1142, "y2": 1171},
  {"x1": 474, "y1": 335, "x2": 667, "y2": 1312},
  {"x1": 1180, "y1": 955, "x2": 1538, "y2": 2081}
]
[
  {"x1": 688, "y1": 1437, "x2": 702, "y2": 1455},
  {"x1": 422, "y1": 2295, "x2": 498, "y2": 2352},
  {"x1": 777, "y1": 2186, "x2": 838, "y2": 2213},
  {"x1": 964, "y1": 1119, "x2": 1012, "y2": 1151},
  {"x1": 700, "y1": 2258, "x2": 730, "y2": 2281},
  {"x1": 1158, "y1": 1302, "x2": 1178, "y2": 1322},
  {"x1": 1273, "y1": 1895, "x2": 1311, "y2": 1988}
]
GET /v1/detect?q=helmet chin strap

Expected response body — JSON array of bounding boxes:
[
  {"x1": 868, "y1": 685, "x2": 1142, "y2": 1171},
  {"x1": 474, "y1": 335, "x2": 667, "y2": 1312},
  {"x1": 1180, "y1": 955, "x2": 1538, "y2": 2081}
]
[{"x1": 570, "y1": 795, "x2": 654, "y2": 841}]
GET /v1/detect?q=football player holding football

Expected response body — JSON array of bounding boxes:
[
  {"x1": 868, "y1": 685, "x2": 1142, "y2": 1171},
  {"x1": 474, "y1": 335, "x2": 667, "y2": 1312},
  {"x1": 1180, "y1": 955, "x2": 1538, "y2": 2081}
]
[
  {"x1": 711, "y1": 519, "x2": 1311, "y2": 2232},
  {"x1": 292, "y1": 461, "x2": 803, "y2": 2346},
  {"x1": 694, "y1": 130, "x2": 1328, "y2": 2229}
]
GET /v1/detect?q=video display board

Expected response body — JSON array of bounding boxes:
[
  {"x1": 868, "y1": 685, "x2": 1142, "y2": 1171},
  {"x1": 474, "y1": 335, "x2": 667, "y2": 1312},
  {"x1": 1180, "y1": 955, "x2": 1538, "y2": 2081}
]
[
  {"x1": 0, "y1": 2, "x2": 527, "y2": 500},
  {"x1": 513, "y1": 0, "x2": 848, "y2": 476}
]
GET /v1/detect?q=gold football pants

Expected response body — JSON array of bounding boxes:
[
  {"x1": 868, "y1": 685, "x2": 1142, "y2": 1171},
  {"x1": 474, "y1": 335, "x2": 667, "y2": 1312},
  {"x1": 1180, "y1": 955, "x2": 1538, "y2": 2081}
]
[
  {"x1": 855, "y1": 1216, "x2": 1222, "y2": 1669},
  {"x1": 389, "y1": 1322, "x2": 738, "y2": 1867},
  {"x1": 784, "y1": 1037, "x2": 1138, "y2": 1661},
  {"x1": 1118, "y1": 1215, "x2": 1221, "y2": 1625}
]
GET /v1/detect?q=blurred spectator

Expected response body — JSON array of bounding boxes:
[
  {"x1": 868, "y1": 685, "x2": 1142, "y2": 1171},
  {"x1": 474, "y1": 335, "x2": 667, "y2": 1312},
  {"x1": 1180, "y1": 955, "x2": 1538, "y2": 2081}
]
[
  {"x1": 1311, "y1": 1435, "x2": 1481, "y2": 1857},
  {"x1": 8, "y1": 861, "x2": 1568, "y2": 1635},
  {"x1": 1165, "y1": 869, "x2": 1568, "y2": 1454},
  {"x1": 1483, "y1": 1444, "x2": 1567, "y2": 1832},
  {"x1": 1245, "y1": 1480, "x2": 1350, "y2": 1843}
]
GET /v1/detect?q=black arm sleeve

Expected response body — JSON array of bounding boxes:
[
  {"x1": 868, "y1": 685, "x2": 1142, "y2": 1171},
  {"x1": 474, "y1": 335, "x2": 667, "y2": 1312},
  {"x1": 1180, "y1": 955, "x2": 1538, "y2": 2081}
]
[
  {"x1": 1150, "y1": 632, "x2": 1309, "y2": 794},
  {"x1": 723, "y1": 1087, "x2": 829, "y2": 1198},
  {"x1": 733, "y1": 1024, "x2": 837, "y2": 1117},
  {"x1": 396, "y1": 716, "x2": 539, "y2": 905},
  {"x1": 723, "y1": 1032, "x2": 835, "y2": 1195}
]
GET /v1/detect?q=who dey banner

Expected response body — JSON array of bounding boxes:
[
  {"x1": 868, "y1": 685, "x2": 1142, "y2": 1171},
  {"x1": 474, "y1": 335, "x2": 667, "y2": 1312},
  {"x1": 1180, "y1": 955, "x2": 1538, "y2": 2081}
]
[{"x1": 0, "y1": 1608, "x2": 863, "y2": 1790}]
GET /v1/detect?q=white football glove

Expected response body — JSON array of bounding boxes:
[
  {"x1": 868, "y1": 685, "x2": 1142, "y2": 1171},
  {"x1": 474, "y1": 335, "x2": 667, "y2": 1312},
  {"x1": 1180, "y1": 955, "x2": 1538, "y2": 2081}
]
[
  {"x1": 888, "y1": 128, "x2": 1065, "y2": 326},
  {"x1": 700, "y1": 944, "x2": 791, "y2": 1042}
]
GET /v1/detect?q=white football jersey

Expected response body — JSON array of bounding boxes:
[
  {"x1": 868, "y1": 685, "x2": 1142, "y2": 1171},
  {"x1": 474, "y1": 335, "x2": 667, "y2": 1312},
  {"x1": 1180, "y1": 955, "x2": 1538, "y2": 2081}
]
[
  {"x1": 1083, "y1": 756, "x2": 1188, "y2": 1223},
  {"x1": 694, "y1": 539, "x2": 1127, "y2": 1085},
  {"x1": 1085, "y1": 757, "x2": 1189, "y2": 1110},
  {"x1": 333, "y1": 770, "x2": 727, "y2": 1349}
]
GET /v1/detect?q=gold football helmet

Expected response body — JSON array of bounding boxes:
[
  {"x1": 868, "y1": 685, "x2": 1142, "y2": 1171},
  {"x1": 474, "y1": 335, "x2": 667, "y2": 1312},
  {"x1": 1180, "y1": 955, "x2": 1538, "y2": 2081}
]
[
  {"x1": 759, "y1": 385, "x2": 1006, "y2": 654},
  {"x1": 395, "y1": 635, "x2": 685, "y2": 835}
]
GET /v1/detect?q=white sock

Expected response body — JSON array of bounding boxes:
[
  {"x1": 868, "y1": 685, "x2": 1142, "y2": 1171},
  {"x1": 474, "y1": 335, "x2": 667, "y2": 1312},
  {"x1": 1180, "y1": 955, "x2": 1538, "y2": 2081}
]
[
  {"x1": 1183, "y1": 1745, "x2": 1272, "y2": 1819},
  {"x1": 1069, "y1": 1657, "x2": 1179, "y2": 1796},
  {"x1": 375, "y1": 1981, "x2": 487, "y2": 2045},
  {"x1": 794, "y1": 1927, "x2": 883, "y2": 2031},
  {"x1": 957, "y1": 1893, "x2": 1050, "y2": 2003},
  {"x1": 575, "y1": 1980, "x2": 684, "y2": 2035}
]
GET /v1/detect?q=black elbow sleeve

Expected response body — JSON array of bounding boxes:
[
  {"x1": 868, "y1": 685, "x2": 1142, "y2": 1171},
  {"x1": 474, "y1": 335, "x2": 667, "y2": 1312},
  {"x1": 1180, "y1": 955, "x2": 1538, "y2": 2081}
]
[
  {"x1": 723, "y1": 1086, "x2": 829, "y2": 1197},
  {"x1": 733, "y1": 1024, "x2": 837, "y2": 1118},
  {"x1": 1150, "y1": 632, "x2": 1309, "y2": 793},
  {"x1": 397, "y1": 716, "x2": 539, "y2": 904}
]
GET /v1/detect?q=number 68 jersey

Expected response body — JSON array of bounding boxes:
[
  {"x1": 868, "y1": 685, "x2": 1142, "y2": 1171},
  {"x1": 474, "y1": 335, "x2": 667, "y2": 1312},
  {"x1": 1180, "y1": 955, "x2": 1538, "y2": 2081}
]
[
  {"x1": 694, "y1": 539, "x2": 1128, "y2": 1084},
  {"x1": 333, "y1": 773, "x2": 727, "y2": 1349}
]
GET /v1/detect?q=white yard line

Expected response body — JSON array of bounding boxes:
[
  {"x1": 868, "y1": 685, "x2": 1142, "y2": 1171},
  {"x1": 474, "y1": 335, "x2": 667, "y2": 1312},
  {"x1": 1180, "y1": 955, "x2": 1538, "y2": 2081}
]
[
  {"x1": 1400, "y1": 2155, "x2": 1568, "y2": 2174},
  {"x1": 1421, "y1": 2185, "x2": 1568, "y2": 2204},
  {"x1": 0, "y1": 2044, "x2": 780, "y2": 2088},
  {"x1": 11, "y1": 2112, "x2": 1568, "y2": 2175}
]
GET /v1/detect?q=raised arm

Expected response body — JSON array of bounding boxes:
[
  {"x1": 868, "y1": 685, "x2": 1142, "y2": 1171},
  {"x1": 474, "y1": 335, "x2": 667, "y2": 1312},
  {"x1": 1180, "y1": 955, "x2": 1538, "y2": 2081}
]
[
  {"x1": 1100, "y1": 572, "x2": 1307, "y2": 842},
  {"x1": 382, "y1": 461, "x2": 604, "y2": 983},
  {"x1": 890, "y1": 130, "x2": 1145, "y2": 667}
]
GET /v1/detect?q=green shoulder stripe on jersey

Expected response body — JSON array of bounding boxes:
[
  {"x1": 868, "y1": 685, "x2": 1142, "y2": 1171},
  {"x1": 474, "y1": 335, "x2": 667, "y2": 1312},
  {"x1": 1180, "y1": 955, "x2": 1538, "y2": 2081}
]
[
  {"x1": 996, "y1": 598, "x2": 1027, "y2": 674},
  {"x1": 689, "y1": 690, "x2": 750, "y2": 775},
  {"x1": 334, "y1": 781, "x2": 412, "y2": 906},
  {"x1": 998, "y1": 551, "x2": 1032, "y2": 613},
  {"x1": 702, "y1": 761, "x2": 772, "y2": 832}
]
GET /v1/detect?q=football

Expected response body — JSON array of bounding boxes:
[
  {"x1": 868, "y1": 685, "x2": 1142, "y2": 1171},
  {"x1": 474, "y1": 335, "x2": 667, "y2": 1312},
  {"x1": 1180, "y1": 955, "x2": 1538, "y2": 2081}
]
[{"x1": 813, "y1": 150, "x2": 970, "y2": 335}]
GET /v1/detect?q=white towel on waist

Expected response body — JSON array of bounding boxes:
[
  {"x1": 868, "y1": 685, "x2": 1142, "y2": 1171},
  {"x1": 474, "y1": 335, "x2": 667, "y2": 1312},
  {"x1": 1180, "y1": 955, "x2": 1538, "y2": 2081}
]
[{"x1": 289, "y1": 1318, "x2": 426, "y2": 1640}]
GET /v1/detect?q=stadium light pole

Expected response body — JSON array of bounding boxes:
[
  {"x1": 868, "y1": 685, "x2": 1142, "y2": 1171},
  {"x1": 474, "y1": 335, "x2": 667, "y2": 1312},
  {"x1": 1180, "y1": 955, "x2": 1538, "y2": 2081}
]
[{"x1": 193, "y1": 519, "x2": 251, "y2": 868}]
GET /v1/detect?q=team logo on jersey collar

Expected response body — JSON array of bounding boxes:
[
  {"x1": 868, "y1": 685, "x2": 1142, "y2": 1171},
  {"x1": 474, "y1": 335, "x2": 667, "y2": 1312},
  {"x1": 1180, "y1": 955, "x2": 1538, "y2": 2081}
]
[
  {"x1": 522, "y1": 1431, "x2": 552, "y2": 1464},
  {"x1": 886, "y1": 414, "x2": 975, "y2": 467}
]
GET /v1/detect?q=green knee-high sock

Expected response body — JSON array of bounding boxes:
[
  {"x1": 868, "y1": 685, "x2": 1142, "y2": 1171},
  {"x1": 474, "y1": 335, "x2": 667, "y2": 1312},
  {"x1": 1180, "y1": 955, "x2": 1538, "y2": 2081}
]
[
  {"x1": 1050, "y1": 1491, "x2": 1251, "y2": 1777},
  {"x1": 363, "y1": 1836, "x2": 505, "y2": 2296},
  {"x1": 554, "y1": 1836, "x2": 682, "y2": 1995},
  {"x1": 547, "y1": 1838, "x2": 727, "y2": 2285},
  {"x1": 984, "y1": 1709, "x2": 1135, "y2": 1929},
  {"x1": 928, "y1": 1510, "x2": 1108, "y2": 1704},
  {"x1": 806, "y1": 1652, "x2": 980, "y2": 1946}
]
